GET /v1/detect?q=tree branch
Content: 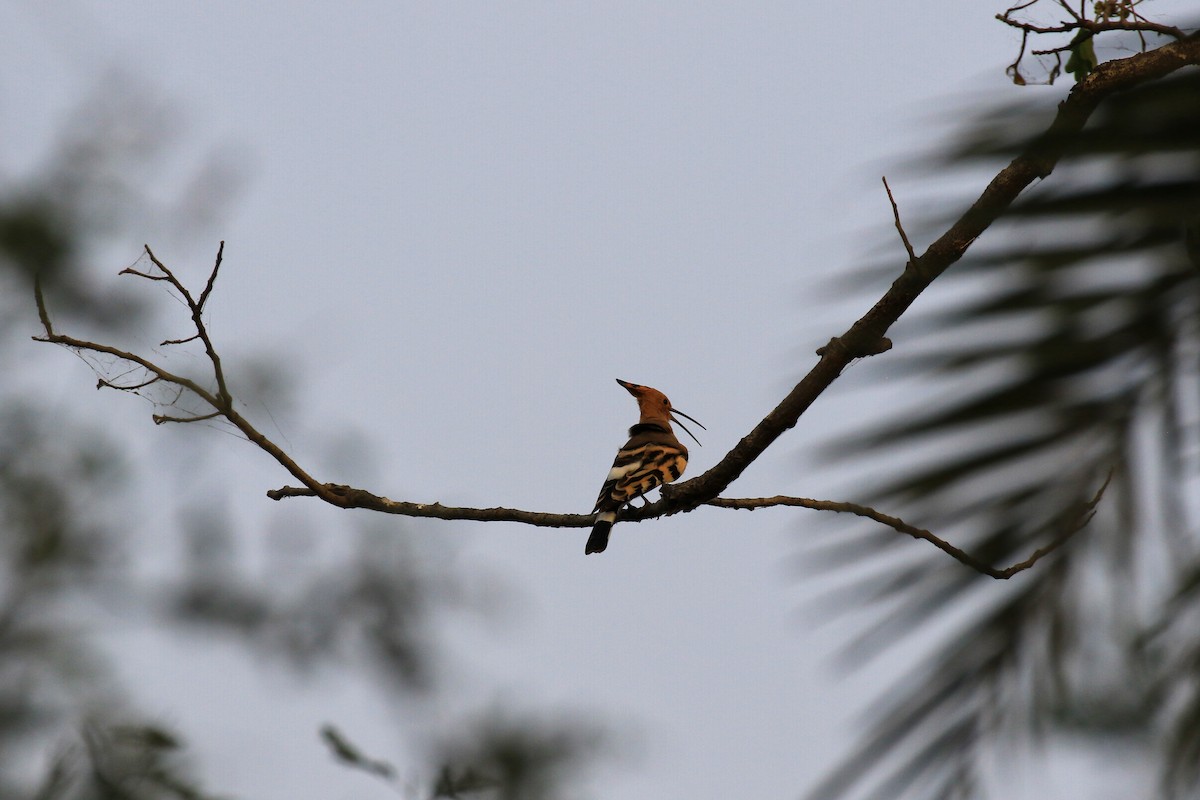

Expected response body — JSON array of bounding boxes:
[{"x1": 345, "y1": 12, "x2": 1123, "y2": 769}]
[
  {"x1": 153, "y1": 410, "x2": 223, "y2": 425},
  {"x1": 265, "y1": 485, "x2": 1106, "y2": 577},
  {"x1": 882, "y1": 176, "x2": 917, "y2": 263},
  {"x1": 126, "y1": 243, "x2": 233, "y2": 408},
  {"x1": 998, "y1": 2, "x2": 1187, "y2": 40},
  {"x1": 34, "y1": 258, "x2": 1106, "y2": 576},
  {"x1": 34, "y1": 246, "x2": 341, "y2": 508},
  {"x1": 707, "y1": 471, "x2": 1110, "y2": 579},
  {"x1": 31, "y1": 34, "x2": 1200, "y2": 577},
  {"x1": 997, "y1": 0, "x2": 1191, "y2": 83},
  {"x1": 647, "y1": 31, "x2": 1200, "y2": 519}
]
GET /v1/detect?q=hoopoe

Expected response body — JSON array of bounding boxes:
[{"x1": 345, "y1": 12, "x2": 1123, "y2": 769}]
[{"x1": 586, "y1": 379, "x2": 705, "y2": 554}]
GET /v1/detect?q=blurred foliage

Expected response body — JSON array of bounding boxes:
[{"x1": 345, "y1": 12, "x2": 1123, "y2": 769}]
[
  {"x1": 5, "y1": 79, "x2": 603, "y2": 800},
  {"x1": 0, "y1": 84, "x2": 171, "y2": 337},
  {"x1": 811, "y1": 52, "x2": 1200, "y2": 800},
  {"x1": 432, "y1": 712, "x2": 605, "y2": 800},
  {"x1": 0, "y1": 86, "x2": 175, "y2": 798},
  {"x1": 170, "y1": 511, "x2": 444, "y2": 692},
  {"x1": 317, "y1": 713, "x2": 605, "y2": 800},
  {"x1": 319, "y1": 723, "x2": 397, "y2": 783},
  {"x1": 31, "y1": 722, "x2": 223, "y2": 800}
]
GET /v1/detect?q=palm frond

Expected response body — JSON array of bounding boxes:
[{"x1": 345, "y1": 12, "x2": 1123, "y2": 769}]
[{"x1": 809, "y1": 65, "x2": 1200, "y2": 799}]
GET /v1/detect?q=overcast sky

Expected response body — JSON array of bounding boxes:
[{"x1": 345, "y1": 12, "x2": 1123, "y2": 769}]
[{"x1": 7, "y1": 3, "x2": 1189, "y2": 799}]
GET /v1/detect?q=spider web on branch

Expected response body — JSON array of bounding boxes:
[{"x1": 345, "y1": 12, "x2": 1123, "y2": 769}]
[
  {"x1": 66, "y1": 344, "x2": 224, "y2": 426},
  {"x1": 48, "y1": 247, "x2": 236, "y2": 433}
]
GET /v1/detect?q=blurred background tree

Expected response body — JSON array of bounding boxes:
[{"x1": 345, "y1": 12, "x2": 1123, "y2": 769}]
[
  {"x1": 809, "y1": 14, "x2": 1200, "y2": 800},
  {"x1": 3, "y1": 84, "x2": 605, "y2": 800},
  {"x1": 0, "y1": 81, "x2": 224, "y2": 799}
]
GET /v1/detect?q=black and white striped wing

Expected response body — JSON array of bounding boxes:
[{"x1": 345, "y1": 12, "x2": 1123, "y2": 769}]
[{"x1": 593, "y1": 442, "x2": 687, "y2": 511}]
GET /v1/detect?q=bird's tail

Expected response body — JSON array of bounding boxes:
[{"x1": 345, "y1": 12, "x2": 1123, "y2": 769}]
[{"x1": 585, "y1": 510, "x2": 617, "y2": 554}]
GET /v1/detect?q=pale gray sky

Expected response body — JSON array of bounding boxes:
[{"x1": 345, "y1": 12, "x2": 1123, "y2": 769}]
[{"x1": 6, "y1": 2, "x2": 1180, "y2": 798}]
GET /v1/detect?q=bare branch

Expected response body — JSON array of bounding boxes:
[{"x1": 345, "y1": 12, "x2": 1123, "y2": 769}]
[
  {"x1": 266, "y1": 484, "x2": 595, "y2": 527},
  {"x1": 997, "y1": 5, "x2": 1186, "y2": 39},
  {"x1": 34, "y1": 253, "x2": 336, "y2": 506},
  {"x1": 132, "y1": 243, "x2": 234, "y2": 408},
  {"x1": 153, "y1": 410, "x2": 223, "y2": 425},
  {"x1": 35, "y1": 245, "x2": 1114, "y2": 578},
  {"x1": 1032, "y1": 43, "x2": 1083, "y2": 56},
  {"x1": 707, "y1": 470, "x2": 1110, "y2": 579},
  {"x1": 1004, "y1": 0, "x2": 1043, "y2": 17},
  {"x1": 138, "y1": 245, "x2": 193, "y2": 298},
  {"x1": 881, "y1": 176, "x2": 917, "y2": 263},
  {"x1": 196, "y1": 240, "x2": 224, "y2": 312},
  {"x1": 1000, "y1": 18, "x2": 1077, "y2": 35},
  {"x1": 118, "y1": 267, "x2": 171, "y2": 282},
  {"x1": 34, "y1": 275, "x2": 54, "y2": 337},
  {"x1": 1007, "y1": 29, "x2": 1032, "y2": 85},
  {"x1": 32, "y1": 34, "x2": 1198, "y2": 575},
  {"x1": 97, "y1": 375, "x2": 160, "y2": 391},
  {"x1": 997, "y1": 0, "x2": 1190, "y2": 83},
  {"x1": 34, "y1": 296, "x2": 213, "y2": 409},
  {"x1": 265, "y1": 482, "x2": 1108, "y2": 579},
  {"x1": 645, "y1": 32, "x2": 1200, "y2": 521},
  {"x1": 1057, "y1": 0, "x2": 1083, "y2": 23}
]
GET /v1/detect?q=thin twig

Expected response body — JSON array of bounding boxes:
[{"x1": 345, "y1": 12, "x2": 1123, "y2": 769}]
[
  {"x1": 266, "y1": 484, "x2": 595, "y2": 527},
  {"x1": 34, "y1": 275, "x2": 54, "y2": 337},
  {"x1": 196, "y1": 240, "x2": 224, "y2": 312},
  {"x1": 263, "y1": 480, "x2": 1110, "y2": 580},
  {"x1": 1007, "y1": 29, "x2": 1031, "y2": 84},
  {"x1": 997, "y1": 13, "x2": 1186, "y2": 40},
  {"x1": 97, "y1": 375, "x2": 160, "y2": 391},
  {"x1": 997, "y1": 0, "x2": 1188, "y2": 85},
  {"x1": 706, "y1": 470, "x2": 1110, "y2": 579},
  {"x1": 882, "y1": 176, "x2": 917, "y2": 263},
  {"x1": 139, "y1": 244, "x2": 233, "y2": 408},
  {"x1": 1058, "y1": 0, "x2": 1083, "y2": 22},
  {"x1": 1033, "y1": 43, "x2": 1082, "y2": 56},
  {"x1": 34, "y1": 257, "x2": 335, "y2": 505},
  {"x1": 153, "y1": 410, "x2": 223, "y2": 425},
  {"x1": 118, "y1": 267, "x2": 171, "y2": 282}
]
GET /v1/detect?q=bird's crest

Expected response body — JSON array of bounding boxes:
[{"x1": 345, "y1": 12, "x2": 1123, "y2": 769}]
[{"x1": 615, "y1": 378, "x2": 705, "y2": 446}]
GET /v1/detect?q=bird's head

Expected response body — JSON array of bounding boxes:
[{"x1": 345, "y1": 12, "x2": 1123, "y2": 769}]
[{"x1": 616, "y1": 378, "x2": 705, "y2": 445}]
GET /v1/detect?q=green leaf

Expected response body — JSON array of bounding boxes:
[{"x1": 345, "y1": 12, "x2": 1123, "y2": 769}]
[{"x1": 1065, "y1": 31, "x2": 1098, "y2": 81}]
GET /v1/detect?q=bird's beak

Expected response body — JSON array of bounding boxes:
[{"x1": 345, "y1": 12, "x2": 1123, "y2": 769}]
[
  {"x1": 671, "y1": 408, "x2": 706, "y2": 430},
  {"x1": 670, "y1": 408, "x2": 706, "y2": 446}
]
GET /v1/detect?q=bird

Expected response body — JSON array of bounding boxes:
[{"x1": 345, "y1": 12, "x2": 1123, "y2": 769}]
[{"x1": 586, "y1": 379, "x2": 704, "y2": 554}]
